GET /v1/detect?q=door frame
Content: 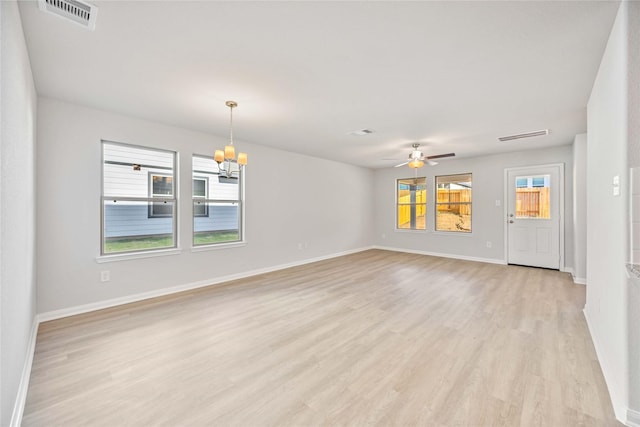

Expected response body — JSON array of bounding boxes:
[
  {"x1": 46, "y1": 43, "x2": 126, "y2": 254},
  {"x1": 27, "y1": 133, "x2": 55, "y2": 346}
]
[{"x1": 503, "y1": 163, "x2": 565, "y2": 269}]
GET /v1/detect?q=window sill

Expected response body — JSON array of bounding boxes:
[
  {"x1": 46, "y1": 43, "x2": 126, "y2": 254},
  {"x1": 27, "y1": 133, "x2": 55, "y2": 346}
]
[
  {"x1": 393, "y1": 229, "x2": 473, "y2": 237},
  {"x1": 96, "y1": 248, "x2": 182, "y2": 263},
  {"x1": 432, "y1": 231, "x2": 473, "y2": 237},
  {"x1": 191, "y1": 241, "x2": 246, "y2": 252}
]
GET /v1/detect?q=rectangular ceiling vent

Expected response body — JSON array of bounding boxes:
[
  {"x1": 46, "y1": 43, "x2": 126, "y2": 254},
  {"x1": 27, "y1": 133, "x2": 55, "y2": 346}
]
[
  {"x1": 348, "y1": 129, "x2": 374, "y2": 136},
  {"x1": 498, "y1": 129, "x2": 549, "y2": 142},
  {"x1": 38, "y1": 0, "x2": 98, "y2": 31}
]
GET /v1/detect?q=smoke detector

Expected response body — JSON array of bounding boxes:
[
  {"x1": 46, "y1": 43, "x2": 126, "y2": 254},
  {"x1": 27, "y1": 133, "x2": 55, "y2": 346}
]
[{"x1": 38, "y1": 0, "x2": 98, "y2": 30}]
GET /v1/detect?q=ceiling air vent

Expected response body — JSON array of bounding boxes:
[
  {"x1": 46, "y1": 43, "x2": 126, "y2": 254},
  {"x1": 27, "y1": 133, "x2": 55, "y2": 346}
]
[
  {"x1": 498, "y1": 129, "x2": 549, "y2": 142},
  {"x1": 348, "y1": 129, "x2": 374, "y2": 136},
  {"x1": 38, "y1": 0, "x2": 98, "y2": 30}
]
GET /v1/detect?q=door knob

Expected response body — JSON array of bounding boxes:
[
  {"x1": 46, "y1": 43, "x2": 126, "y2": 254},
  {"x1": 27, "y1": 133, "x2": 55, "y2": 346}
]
[{"x1": 509, "y1": 220, "x2": 514, "y2": 223}]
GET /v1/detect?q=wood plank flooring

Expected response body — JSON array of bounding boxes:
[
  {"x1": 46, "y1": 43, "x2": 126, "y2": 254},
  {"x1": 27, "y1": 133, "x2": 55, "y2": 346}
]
[{"x1": 22, "y1": 250, "x2": 620, "y2": 426}]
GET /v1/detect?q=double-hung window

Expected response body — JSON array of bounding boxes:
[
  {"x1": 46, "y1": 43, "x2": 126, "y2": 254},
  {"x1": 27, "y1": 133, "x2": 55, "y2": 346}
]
[
  {"x1": 102, "y1": 141, "x2": 177, "y2": 254},
  {"x1": 435, "y1": 173, "x2": 472, "y2": 233},
  {"x1": 396, "y1": 177, "x2": 427, "y2": 230},
  {"x1": 192, "y1": 155, "x2": 243, "y2": 246}
]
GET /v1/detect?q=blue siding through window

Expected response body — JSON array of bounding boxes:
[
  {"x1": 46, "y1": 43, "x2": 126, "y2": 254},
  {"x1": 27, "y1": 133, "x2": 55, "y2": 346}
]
[{"x1": 104, "y1": 204, "x2": 238, "y2": 237}]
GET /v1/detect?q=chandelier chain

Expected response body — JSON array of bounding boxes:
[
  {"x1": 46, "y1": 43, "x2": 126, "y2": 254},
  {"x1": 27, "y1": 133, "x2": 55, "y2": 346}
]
[{"x1": 229, "y1": 103, "x2": 234, "y2": 145}]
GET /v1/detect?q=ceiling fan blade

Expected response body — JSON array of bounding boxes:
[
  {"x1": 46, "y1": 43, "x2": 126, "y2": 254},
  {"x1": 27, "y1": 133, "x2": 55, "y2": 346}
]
[
  {"x1": 426, "y1": 152, "x2": 455, "y2": 160},
  {"x1": 394, "y1": 161, "x2": 409, "y2": 168}
]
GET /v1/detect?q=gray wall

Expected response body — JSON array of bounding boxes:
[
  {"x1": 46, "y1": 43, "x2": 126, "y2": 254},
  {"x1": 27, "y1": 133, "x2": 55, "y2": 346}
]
[
  {"x1": 572, "y1": 133, "x2": 587, "y2": 283},
  {"x1": 36, "y1": 97, "x2": 375, "y2": 314},
  {"x1": 585, "y1": 1, "x2": 635, "y2": 422},
  {"x1": 373, "y1": 145, "x2": 574, "y2": 269},
  {"x1": 0, "y1": 1, "x2": 38, "y2": 425}
]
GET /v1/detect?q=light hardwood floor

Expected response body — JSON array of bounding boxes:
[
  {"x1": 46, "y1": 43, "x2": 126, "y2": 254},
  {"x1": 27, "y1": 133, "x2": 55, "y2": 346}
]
[{"x1": 23, "y1": 250, "x2": 620, "y2": 426}]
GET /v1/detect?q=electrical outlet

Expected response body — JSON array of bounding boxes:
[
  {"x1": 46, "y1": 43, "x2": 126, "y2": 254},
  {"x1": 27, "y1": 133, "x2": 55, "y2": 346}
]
[
  {"x1": 486, "y1": 241, "x2": 492, "y2": 248},
  {"x1": 100, "y1": 270, "x2": 110, "y2": 282}
]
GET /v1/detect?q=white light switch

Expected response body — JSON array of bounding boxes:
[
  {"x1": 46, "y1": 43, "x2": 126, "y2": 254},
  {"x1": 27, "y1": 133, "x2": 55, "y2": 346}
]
[{"x1": 613, "y1": 175, "x2": 620, "y2": 196}]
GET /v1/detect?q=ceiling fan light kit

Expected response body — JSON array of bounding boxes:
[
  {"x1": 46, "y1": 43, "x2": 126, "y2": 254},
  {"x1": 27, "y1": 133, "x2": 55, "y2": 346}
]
[
  {"x1": 394, "y1": 143, "x2": 455, "y2": 169},
  {"x1": 409, "y1": 159, "x2": 424, "y2": 169}
]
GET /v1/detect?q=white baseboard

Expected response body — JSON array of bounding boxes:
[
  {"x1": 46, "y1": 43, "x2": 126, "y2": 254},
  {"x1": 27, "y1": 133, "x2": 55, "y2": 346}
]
[
  {"x1": 561, "y1": 267, "x2": 587, "y2": 285},
  {"x1": 627, "y1": 408, "x2": 640, "y2": 427},
  {"x1": 583, "y1": 308, "x2": 627, "y2": 424},
  {"x1": 39, "y1": 246, "x2": 373, "y2": 322},
  {"x1": 10, "y1": 316, "x2": 39, "y2": 427},
  {"x1": 573, "y1": 276, "x2": 587, "y2": 285},
  {"x1": 373, "y1": 245, "x2": 507, "y2": 265}
]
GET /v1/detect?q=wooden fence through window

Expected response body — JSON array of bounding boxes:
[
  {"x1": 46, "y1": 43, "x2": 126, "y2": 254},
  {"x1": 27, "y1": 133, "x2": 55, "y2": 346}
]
[
  {"x1": 515, "y1": 187, "x2": 550, "y2": 218},
  {"x1": 436, "y1": 189, "x2": 471, "y2": 214},
  {"x1": 397, "y1": 190, "x2": 426, "y2": 228}
]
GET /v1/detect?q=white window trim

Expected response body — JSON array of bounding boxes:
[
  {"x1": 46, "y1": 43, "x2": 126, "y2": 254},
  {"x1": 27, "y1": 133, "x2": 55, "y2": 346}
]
[
  {"x1": 192, "y1": 154, "x2": 246, "y2": 248},
  {"x1": 101, "y1": 140, "x2": 178, "y2": 257},
  {"x1": 191, "y1": 241, "x2": 247, "y2": 252},
  {"x1": 434, "y1": 173, "x2": 473, "y2": 233},
  {"x1": 96, "y1": 248, "x2": 182, "y2": 263},
  {"x1": 395, "y1": 176, "x2": 427, "y2": 231}
]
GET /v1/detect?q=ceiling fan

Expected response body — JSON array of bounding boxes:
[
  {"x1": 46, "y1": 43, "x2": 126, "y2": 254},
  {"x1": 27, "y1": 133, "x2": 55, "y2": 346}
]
[{"x1": 394, "y1": 143, "x2": 455, "y2": 168}]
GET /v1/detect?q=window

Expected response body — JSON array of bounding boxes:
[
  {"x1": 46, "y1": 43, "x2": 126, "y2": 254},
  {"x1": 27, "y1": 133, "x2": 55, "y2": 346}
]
[
  {"x1": 148, "y1": 173, "x2": 173, "y2": 217},
  {"x1": 396, "y1": 177, "x2": 426, "y2": 230},
  {"x1": 515, "y1": 174, "x2": 550, "y2": 219},
  {"x1": 192, "y1": 155, "x2": 243, "y2": 246},
  {"x1": 102, "y1": 141, "x2": 177, "y2": 254},
  {"x1": 192, "y1": 177, "x2": 208, "y2": 217},
  {"x1": 436, "y1": 173, "x2": 472, "y2": 233}
]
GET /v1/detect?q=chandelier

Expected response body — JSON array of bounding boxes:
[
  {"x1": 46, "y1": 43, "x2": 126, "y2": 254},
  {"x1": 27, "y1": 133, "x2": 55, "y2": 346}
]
[{"x1": 214, "y1": 100, "x2": 247, "y2": 177}]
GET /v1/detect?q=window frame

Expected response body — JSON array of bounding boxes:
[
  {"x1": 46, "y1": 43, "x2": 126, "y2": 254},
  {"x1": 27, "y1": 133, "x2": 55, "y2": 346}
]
[
  {"x1": 435, "y1": 173, "x2": 472, "y2": 234},
  {"x1": 395, "y1": 176, "x2": 427, "y2": 231},
  {"x1": 100, "y1": 140, "x2": 178, "y2": 256},
  {"x1": 192, "y1": 154, "x2": 245, "y2": 248}
]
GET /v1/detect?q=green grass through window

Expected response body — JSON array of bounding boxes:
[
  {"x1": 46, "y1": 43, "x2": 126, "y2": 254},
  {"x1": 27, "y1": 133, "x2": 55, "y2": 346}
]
[
  {"x1": 104, "y1": 230, "x2": 239, "y2": 253},
  {"x1": 194, "y1": 231, "x2": 240, "y2": 245}
]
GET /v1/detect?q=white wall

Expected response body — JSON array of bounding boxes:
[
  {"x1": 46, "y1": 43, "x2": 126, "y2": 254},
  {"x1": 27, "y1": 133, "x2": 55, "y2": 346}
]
[
  {"x1": 585, "y1": 1, "x2": 630, "y2": 421},
  {"x1": 572, "y1": 133, "x2": 587, "y2": 284},
  {"x1": 0, "y1": 1, "x2": 38, "y2": 425},
  {"x1": 626, "y1": 0, "x2": 640, "y2": 421},
  {"x1": 36, "y1": 98, "x2": 374, "y2": 314},
  {"x1": 373, "y1": 146, "x2": 574, "y2": 268}
]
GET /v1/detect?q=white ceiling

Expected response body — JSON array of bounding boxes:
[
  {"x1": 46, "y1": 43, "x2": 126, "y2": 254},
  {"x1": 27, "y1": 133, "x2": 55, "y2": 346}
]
[{"x1": 18, "y1": 0, "x2": 620, "y2": 168}]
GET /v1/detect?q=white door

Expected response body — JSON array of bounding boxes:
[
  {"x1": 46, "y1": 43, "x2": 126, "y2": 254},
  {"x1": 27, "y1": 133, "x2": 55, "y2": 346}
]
[{"x1": 506, "y1": 165, "x2": 562, "y2": 269}]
